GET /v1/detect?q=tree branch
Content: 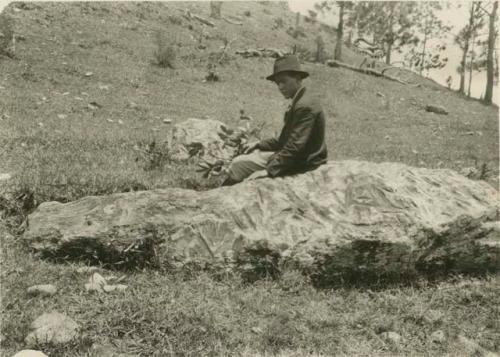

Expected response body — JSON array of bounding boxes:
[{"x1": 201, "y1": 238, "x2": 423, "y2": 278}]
[
  {"x1": 478, "y1": 4, "x2": 492, "y2": 15},
  {"x1": 326, "y1": 59, "x2": 408, "y2": 85}
]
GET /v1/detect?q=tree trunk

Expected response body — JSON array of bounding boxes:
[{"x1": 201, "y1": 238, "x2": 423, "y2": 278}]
[
  {"x1": 460, "y1": 2, "x2": 475, "y2": 94},
  {"x1": 209, "y1": 2, "x2": 222, "y2": 19},
  {"x1": 484, "y1": 0, "x2": 498, "y2": 104},
  {"x1": 334, "y1": 2, "x2": 344, "y2": 61},
  {"x1": 419, "y1": 15, "x2": 430, "y2": 76},
  {"x1": 468, "y1": 30, "x2": 476, "y2": 98},
  {"x1": 385, "y1": 3, "x2": 396, "y2": 65}
]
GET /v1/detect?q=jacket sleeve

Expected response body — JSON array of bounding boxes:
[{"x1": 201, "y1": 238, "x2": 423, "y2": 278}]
[
  {"x1": 257, "y1": 137, "x2": 280, "y2": 151},
  {"x1": 266, "y1": 106, "x2": 315, "y2": 177}
]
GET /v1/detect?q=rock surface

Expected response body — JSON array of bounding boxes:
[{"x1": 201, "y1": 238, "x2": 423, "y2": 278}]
[
  {"x1": 425, "y1": 105, "x2": 449, "y2": 115},
  {"x1": 381, "y1": 331, "x2": 404, "y2": 344},
  {"x1": 168, "y1": 118, "x2": 235, "y2": 161},
  {"x1": 430, "y1": 330, "x2": 446, "y2": 344},
  {"x1": 12, "y1": 350, "x2": 48, "y2": 357},
  {"x1": 27, "y1": 284, "x2": 58, "y2": 297},
  {"x1": 85, "y1": 272, "x2": 128, "y2": 293},
  {"x1": 25, "y1": 312, "x2": 79, "y2": 346},
  {"x1": 24, "y1": 161, "x2": 499, "y2": 284}
]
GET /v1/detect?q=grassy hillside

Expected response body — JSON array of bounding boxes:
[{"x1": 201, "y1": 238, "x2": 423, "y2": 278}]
[
  {"x1": 1, "y1": 2, "x2": 499, "y2": 356},
  {"x1": 1, "y1": 1, "x2": 497, "y2": 204}
]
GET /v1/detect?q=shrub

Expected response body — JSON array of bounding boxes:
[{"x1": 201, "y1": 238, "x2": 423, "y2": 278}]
[
  {"x1": 243, "y1": 10, "x2": 251, "y2": 17},
  {"x1": 153, "y1": 31, "x2": 176, "y2": 69},
  {"x1": 134, "y1": 139, "x2": 172, "y2": 171},
  {"x1": 0, "y1": 14, "x2": 15, "y2": 58},
  {"x1": 168, "y1": 15, "x2": 183, "y2": 25},
  {"x1": 286, "y1": 26, "x2": 306, "y2": 39},
  {"x1": 273, "y1": 17, "x2": 284, "y2": 29},
  {"x1": 293, "y1": 44, "x2": 312, "y2": 62}
]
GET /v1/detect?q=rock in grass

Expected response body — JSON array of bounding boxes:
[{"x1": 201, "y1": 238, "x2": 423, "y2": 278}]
[
  {"x1": 425, "y1": 105, "x2": 448, "y2": 115},
  {"x1": 457, "y1": 335, "x2": 499, "y2": 357},
  {"x1": 0, "y1": 173, "x2": 11, "y2": 181},
  {"x1": 85, "y1": 273, "x2": 128, "y2": 293},
  {"x1": 381, "y1": 331, "x2": 404, "y2": 344},
  {"x1": 25, "y1": 312, "x2": 79, "y2": 346},
  {"x1": 84, "y1": 272, "x2": 107, "y2": 293},
  {"x1": 169, "y1": 118, "x2": 237, "y2": 161},
  {"x1": 27, "y1": 284, "x2": 57, "y2": 297},
  {"x1": 12, "y1": 350, "x2": 48, "y2": 357},
  {"x1": 430, "y1": 330, "x2": 446, "y2": 343},
  {"x1": 76, "y1": 266, "x2": 99, "y2": 274},
  {"x1": 24, "y1": 161, "x2": 499, "y2": 285}
]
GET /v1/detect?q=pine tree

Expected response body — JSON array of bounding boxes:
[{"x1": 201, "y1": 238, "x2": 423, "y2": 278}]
[
  {"x1": 482, "y1": 1, "x2": 498, "y2": 104},
  {"x1": 455, "y1": 2, "x2": 485, "y2": 95},
  {"x1": 404, "y1": 2, "x2": 451, "y2": 76},
  {"x1": 315, "y1": 1, "x2": 354, "y2": 61},
  {"x1": 346, "y1": 2, "x2": 419, "y2": 65}
]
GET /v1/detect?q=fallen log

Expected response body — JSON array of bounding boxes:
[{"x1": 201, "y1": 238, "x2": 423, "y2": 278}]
[
  {"x1": 326, "y1": 59, "x2": 407, "y2": 85},
  {"x1": 191, "y1": 13, "x2": 215, "y2": 27},
  {"x1": 235, "y1": 48, "x2": 288, "y2": 59},
  {"x1": 223, "y1": 17, "x2": 242, "y2": 25}
]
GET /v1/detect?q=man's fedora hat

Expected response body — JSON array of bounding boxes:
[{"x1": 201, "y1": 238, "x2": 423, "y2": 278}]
[{"x1": 266, "y1": 55, "x2": 309, "y2": 81}]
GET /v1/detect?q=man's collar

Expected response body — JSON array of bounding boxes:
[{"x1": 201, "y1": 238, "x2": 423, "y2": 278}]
[{"x1": 288, "y1": 86, "x2": 306, "y2": 109}]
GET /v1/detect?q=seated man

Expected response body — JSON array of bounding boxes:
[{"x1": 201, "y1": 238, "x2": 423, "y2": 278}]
[{"x1": 222, "y1": 55, "x2": 328, "y2": 185}]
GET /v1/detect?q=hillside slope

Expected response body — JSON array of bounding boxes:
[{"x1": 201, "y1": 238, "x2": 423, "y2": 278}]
[
  {"x1": 0, "y1": 1, "x2": 498, "y2": 202},
  {"x1": 1, "y1": 3, "x2": 500, "y2": 357}
]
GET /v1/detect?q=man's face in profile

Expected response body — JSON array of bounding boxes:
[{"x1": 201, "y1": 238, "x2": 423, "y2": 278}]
[{"x1": 273, "y1": 72, "x2": 302, "y2": 99}]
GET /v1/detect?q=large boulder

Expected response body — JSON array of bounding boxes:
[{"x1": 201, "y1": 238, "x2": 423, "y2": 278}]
[
  {"x1": 168, "y1": 118, "x2": 236, "y2": 162},
  {"x1": 23, "y1": 161, "x2": 499, "y2": 284}
]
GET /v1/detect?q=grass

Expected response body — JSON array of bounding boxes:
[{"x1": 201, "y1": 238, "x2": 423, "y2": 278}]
[
  {"x1": 1, "y1": 2, "x2": 499, "y2": 356},
  {"x1": 2, "y1": 235, "x2": 500, "y2": 356}
]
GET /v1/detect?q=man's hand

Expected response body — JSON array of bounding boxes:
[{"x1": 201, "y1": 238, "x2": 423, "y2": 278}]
[
  {"x1": 242, "y1": 141, "x2": 260, "y2": 154},
  {"x1": 247, "y1": 170, "x2": 268, "y2": 181}
]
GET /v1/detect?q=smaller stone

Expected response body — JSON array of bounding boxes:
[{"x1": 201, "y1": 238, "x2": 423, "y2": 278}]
[
  {"x1": 102, "y1": 284, "x2": 128, "y2": 293},
  {"x1": 85, "y1": 272, "x2": 107, "y2": 293},
  {"x1": 87, "y1": 103, "x2": 100, "y2": 110},
  {"x1": 102, "y1": 285, "x2": 116, "y2": 293},
  {"x1": 163, "y1": 118, "x2": 172, "y2": 124},
  {"x1": 57, "y1": 114, "x2": 67, "y2": 120},
  {"x1": 84, "y1": 71, "x2": 94, "y2": 77},
  {"x1": 25, "y1": 312, "x2": 79, "y2": 346},
  {"x1": 114, "y1": 284, "x2": 128, "y2": 291},
  {"x1": 27, "y1": 284, "x2": 57, "y2": 297},
  {"x1": 251, "y1": 326, "x2": 263, "y2": 334},
  {"x1": 12, "y1": 350, "x2": 48, "y2": 357},
  {"x1": 376, "y1": 92, "x2": 385, "y2": 97},
  {"x1": 430, "y1": 330, "x2": 446, "y2": 343},
  {"x1": 76, "y1": 266, "x2": 99, "y2": 274},
  {"x1": 425, "y1": 105, "x2": 448, "y2": 115},
  {"x1": 128, "y1": 101, "x2": 138, "y2": 109},
  {"x1": 381, "y1": 331, "x2": 403, "y2": 344},
  {"x1": 457, "y1": 335, "x2": 499, "y2": 356},
  {"x1": 423, "y1": 309, "x2": 444, "y2": 325},
  {"x1": 0, "y1": 173, "x2": 11, "y2": 181}
]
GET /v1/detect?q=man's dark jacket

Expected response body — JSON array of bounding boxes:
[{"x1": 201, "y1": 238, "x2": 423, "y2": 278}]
[{"x1": 257, "y1": 87, "x2": 328, "y2": 177}]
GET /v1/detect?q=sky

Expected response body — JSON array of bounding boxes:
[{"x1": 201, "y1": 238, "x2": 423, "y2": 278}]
[
  {"x1": 0, "y1": 0, "x2": 497, "y2": 103},
  {"x1": 289, "y1": 0, "x2": 498, "y2": 104}
]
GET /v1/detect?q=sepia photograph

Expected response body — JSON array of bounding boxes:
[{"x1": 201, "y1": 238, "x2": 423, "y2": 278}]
[{"x1": 0, "y1": 0, "x2": 498, "y2": 356}]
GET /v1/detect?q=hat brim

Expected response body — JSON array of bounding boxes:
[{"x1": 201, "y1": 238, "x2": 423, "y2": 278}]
[{"x1": 266, "y1": 70, "x2": 309, "y2": 81}]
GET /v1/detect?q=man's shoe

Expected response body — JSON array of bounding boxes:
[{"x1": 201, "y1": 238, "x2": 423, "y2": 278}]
[{"x1": 220, "y1": 176, "x2": 238, "y2": 187}]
